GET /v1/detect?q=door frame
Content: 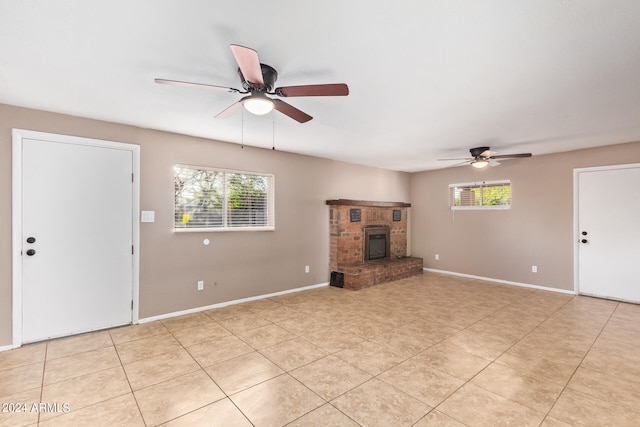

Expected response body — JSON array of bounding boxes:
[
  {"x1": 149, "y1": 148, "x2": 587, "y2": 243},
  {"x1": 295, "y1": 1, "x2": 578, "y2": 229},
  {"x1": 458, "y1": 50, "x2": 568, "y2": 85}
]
[
  {"x1": 573, "y1": 162, "x2": 640, "y2": 298},
  {"x1": 12, "y1": 129, "x2": 140, "y2": 348}
]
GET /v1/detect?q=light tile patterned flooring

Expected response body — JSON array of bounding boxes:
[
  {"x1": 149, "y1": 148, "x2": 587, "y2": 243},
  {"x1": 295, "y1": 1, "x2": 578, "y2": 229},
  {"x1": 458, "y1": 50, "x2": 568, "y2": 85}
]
[{"x1": 2, "y1": 272, "x2": 640, "y2": 426}]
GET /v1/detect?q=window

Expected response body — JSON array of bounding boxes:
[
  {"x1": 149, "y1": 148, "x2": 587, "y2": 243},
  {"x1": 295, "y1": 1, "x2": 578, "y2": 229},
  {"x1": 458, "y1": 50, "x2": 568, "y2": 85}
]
[
  {"x1": 174, "y1": 165, "x2": 274, "y2": 231},
  {"x1": 449, "y1": 180, "x2": 511, "y2": 210}
]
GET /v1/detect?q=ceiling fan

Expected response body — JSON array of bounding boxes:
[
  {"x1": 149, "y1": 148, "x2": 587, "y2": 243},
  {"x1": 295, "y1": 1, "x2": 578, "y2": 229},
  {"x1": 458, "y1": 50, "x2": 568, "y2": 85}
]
[
  {"x1": 438, "y1": 146, "x2": 532, "y2": 168},
  {"x1": 155, "y1": 44, "x2": 349, "y2": 123}
]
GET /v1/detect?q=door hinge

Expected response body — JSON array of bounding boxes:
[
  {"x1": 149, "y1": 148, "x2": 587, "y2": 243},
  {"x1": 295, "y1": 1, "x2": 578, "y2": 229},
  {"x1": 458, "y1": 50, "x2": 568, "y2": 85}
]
[
  {"x1": 131, "y1": 300, "x2": 134, "y2": 310},
  {"x1": 131, "y1": 173, "x2": 134, "y2": 183},
  {"x1": 131, "y1": 245, "x2": 134, "y2": 255}
]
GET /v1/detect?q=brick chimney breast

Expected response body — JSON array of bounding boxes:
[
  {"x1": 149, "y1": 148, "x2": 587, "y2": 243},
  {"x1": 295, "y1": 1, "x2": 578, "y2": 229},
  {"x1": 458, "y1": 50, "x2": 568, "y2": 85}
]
[{"x1": 326, "y1": 199, "x2": 423, "y2": 290}]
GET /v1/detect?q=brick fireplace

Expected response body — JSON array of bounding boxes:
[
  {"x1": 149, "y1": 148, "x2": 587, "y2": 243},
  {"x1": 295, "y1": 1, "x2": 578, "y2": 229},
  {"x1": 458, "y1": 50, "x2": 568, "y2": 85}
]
[{"x1": 327, "y1": 199, "x2": 423, "y2": 290}]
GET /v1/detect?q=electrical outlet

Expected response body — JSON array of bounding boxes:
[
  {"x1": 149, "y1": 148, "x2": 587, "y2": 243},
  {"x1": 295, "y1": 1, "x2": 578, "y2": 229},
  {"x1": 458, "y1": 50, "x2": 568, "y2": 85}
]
[
  {"x1": 305, "y1": 265, "x2": 310, "y2": 273},
  {"x1": 435, "y1": 254, "x2": 440, "y2": 260},
  {"x1": 531, "y1": 265, "x2": 538, "y2": 273},
  {"x1": 197, "y1": 280, "x2": 204, "y2": 290}
]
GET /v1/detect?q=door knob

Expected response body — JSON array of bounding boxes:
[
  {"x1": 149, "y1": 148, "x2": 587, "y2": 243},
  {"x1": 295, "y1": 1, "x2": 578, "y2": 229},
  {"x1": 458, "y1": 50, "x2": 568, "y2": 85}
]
[
  {"x1": 26, "y1": 249, "x2": 36, "y2": 256},
  {"x1": 581, "y1": 231, "x2": 587, "y2": 236},
  {"x1": 26, "y1": 237, "x2": 36, "y2": 244},
  {"x1": 581, "y1": 239, "x2": 588, "y2": 244}
]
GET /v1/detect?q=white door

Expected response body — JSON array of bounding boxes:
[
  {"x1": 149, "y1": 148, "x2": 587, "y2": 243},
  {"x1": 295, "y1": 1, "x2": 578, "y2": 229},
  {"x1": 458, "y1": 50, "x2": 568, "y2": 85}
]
[
  {"x1": 18, "y1": 133, "x2": 135, "y2": 343},
  {"x1": 576, "y1": 164, "x2": 640, "y2": 302}
]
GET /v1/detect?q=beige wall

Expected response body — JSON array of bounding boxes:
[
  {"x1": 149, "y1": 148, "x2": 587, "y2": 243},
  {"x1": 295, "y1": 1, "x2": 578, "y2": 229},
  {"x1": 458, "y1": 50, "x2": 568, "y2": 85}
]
[
  {"x1": 0, "y1": 103, "x2": 410, "y2": 346},
  {"x1": 410, "y1": 141, "x2": 640, "y2": 291}
]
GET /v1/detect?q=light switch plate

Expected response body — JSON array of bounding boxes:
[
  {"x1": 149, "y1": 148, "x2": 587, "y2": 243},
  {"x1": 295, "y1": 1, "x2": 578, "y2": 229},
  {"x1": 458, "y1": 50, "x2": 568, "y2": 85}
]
[{"x1": 141, "y1": 210, "x2": 155, "y2": 223}]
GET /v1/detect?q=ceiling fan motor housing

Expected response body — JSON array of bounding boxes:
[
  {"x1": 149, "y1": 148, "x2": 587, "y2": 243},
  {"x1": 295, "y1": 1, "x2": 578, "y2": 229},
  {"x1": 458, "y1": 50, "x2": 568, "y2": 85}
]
[
  {"x1": 239, "y1": 64, "x2": 278, "y2": 93},
  {"x1": 470, "y1": 146, "x2": 490, "y2": 158}
]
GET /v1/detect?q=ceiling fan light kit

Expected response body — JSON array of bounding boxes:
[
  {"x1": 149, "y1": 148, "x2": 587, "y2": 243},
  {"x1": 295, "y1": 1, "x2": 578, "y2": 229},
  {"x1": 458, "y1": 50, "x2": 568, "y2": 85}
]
[
  {"x1": 471, "y1": 160, "x2": 489, "y2": 169},
  {"x1": 156, "y1": 44, "x2": 349, "y2": 123},
  {"x1": 242, "y1": 96, "x2": 274, "y2": 115}
]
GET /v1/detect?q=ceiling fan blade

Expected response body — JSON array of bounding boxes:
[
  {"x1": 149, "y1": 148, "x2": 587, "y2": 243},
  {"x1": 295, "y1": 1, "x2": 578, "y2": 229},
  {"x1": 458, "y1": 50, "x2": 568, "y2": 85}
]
[
  {"x1": 489, "y1": 159, "x2": 501, "y2": 167},
  {"x1": 438, "y1": 157, "x2": 472, "y2": 161},
  {"x1": 214, "y1": 101, "x2": 243, "y2": 119},
  {"x1": 155, "y1": 78, "x2": 241, "y2": 93},
  {"x1": 272, "y1": 99, "x2": 312, "y2": 123},
  {"x1": 275, "y1": 83, "x2": 349, "y2": 97},
  {"x1": 447, "y1": 160, "x2": 472, "y2": 168},
  {"x1": 480, "y1": 149, "x2": 494, "y2": 157},
  {"x1": 490, "y1": 153, "x2": 532, "y2": 159},
  {"x1": 230, "y1": 44, "x2": 264, "y2": 85}
]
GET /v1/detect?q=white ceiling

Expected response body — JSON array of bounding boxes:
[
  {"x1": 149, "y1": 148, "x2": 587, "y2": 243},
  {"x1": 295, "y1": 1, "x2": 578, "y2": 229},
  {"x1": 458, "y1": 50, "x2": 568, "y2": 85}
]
[{"x1": 2, "y1": 1, "x2": 639, "y2": 172}]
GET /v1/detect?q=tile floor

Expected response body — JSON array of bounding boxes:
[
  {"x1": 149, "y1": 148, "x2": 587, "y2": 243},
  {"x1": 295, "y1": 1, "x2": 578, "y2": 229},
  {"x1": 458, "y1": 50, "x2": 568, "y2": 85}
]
[{"x1": 2, "y1": 272, "x2": 640, "y2": 426}]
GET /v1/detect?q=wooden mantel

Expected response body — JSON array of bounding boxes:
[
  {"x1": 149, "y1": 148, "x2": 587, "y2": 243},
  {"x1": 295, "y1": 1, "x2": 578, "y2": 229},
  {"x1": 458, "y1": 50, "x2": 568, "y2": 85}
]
[{"x1": 326, "y1": 199, "x2": 411, "y2": 208}]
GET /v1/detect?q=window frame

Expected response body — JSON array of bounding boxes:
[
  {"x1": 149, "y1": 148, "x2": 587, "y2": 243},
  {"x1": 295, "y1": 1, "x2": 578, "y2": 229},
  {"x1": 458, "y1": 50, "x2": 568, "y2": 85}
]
[
  {"x1": 449, "y1": 180, "x2": 511, "y2": 210},
  {"x1": 173, "y1": 164, "x2": 275, "y2": 232}
]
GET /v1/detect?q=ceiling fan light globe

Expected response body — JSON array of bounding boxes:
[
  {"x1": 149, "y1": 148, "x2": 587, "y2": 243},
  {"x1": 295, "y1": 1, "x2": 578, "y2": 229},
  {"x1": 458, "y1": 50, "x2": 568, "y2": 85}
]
[
  {"x1": 243, "y1": 97, "x2": 274, "y2": 115},
  {"x1": 471, "y1": 160, "x2": 489, "y2": 169}
]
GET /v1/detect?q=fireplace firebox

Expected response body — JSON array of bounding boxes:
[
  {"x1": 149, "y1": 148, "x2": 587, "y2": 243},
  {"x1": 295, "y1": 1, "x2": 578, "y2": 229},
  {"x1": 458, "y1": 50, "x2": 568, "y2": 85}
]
[{"x1": 364, "y1": 225, "x2": 390, "y2": 261}]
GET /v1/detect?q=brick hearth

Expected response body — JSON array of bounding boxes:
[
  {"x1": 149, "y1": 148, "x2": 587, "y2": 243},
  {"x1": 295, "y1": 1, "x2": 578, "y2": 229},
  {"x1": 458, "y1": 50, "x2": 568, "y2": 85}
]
[{"x1": 327, "y1": 199, "x2": 423, "y2": 290}]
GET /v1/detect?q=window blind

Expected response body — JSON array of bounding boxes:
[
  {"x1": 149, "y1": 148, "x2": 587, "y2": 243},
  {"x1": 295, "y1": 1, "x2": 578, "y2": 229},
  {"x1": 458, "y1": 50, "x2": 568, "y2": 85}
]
[
  {"x1": 449, "y1": 180, "x2": 511, "y2": 210},
  {"x1": 174, "y1": 165, "x2": 274, "y2": 231}
]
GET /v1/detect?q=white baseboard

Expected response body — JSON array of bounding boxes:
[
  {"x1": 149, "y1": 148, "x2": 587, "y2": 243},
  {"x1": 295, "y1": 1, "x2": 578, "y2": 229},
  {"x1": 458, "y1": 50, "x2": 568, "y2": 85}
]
[
  {"x1": 423, "y1": 268, "x2": 576, "y2": 295},
  {"x1": 138, "y1": 282, "x2": 330, "y2": 324},
  {"x1": 0, "y1": 344, "x2": 16, "y2": 353}
]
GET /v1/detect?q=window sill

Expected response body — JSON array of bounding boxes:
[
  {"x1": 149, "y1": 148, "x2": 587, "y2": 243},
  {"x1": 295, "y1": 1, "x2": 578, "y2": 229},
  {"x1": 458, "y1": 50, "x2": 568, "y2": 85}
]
[
  {"x1": 173, "y1": 226, "x2": 275, "y2": 233},
  {"x1": 451, "y1": 206, "x2": 510, "y2": 211}
]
